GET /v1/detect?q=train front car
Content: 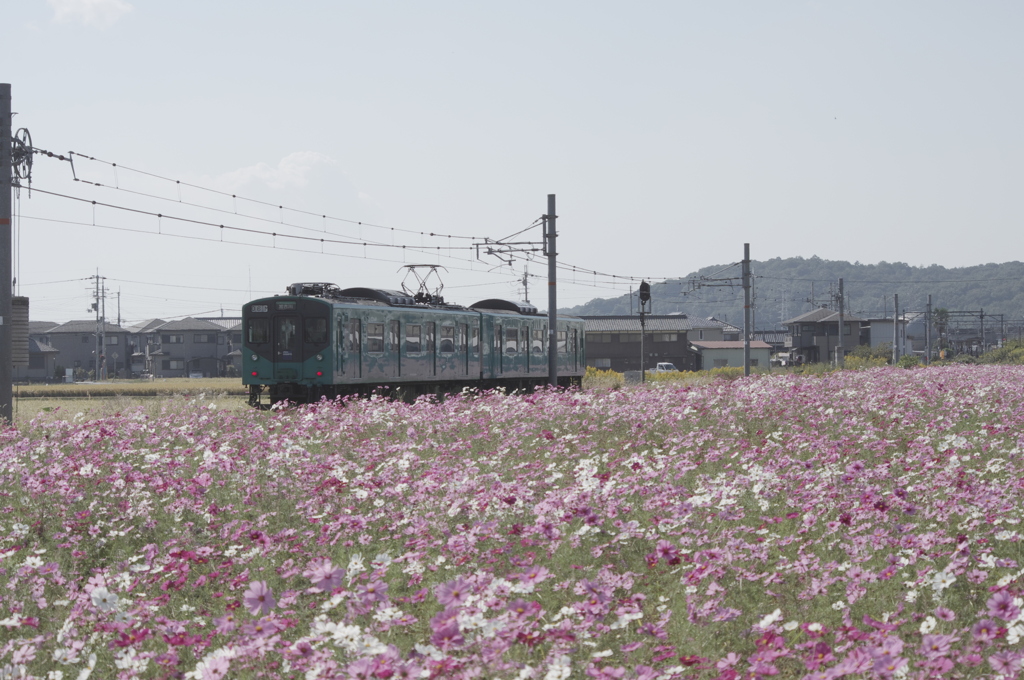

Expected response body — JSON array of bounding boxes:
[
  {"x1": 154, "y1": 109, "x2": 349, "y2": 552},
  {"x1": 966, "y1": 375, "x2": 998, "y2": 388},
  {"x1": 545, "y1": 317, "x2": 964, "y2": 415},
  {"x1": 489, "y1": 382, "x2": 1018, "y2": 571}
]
[{"x1": 242, "y1": 284, "x2": 335, "y2": 407}]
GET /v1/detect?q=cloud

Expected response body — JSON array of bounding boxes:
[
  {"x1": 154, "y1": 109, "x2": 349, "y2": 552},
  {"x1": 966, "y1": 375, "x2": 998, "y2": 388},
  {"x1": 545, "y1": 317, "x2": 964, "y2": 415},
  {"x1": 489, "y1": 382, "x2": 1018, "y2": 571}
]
[
  {"x1": 209, "y1": 152, "x2": 338, "y2": 193},
  {"x1": 48, "y1": 0, "x2": 133, "y2": 27}
]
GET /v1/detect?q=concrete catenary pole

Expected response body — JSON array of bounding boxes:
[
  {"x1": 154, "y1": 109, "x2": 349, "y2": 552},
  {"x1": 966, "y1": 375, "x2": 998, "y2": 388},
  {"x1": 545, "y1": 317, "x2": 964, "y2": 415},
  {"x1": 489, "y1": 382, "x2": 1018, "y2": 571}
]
[
  {"x1": 925, "y1": 295, "x2": 932, "y2": 365},
  {"x1": 546, "y1": 194, "x2": 558, "y2": 388},
  {"x1": 742, "y1": 243, "x2": 751, "y2": 376},
  {"x1": 892, "y1": 293, "x2": 900, "y2": 364},
  {"x1": 0, "y1": 84, "x2": 12, "y2": 423},
  {"x1": 837, "y1": 278, "x2": 845, "y2": 368}
]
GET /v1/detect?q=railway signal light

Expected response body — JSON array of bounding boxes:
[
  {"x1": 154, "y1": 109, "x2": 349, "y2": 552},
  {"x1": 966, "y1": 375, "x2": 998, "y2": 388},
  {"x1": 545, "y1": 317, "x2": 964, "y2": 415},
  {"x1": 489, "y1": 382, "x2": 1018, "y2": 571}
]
[{"x1": 639, "y1": 280, "x2": 650, "y2": 303}]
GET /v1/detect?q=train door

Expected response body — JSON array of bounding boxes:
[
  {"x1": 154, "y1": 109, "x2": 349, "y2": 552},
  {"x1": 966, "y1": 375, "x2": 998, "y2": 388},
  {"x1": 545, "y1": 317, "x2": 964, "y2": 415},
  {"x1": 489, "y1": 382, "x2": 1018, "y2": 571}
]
[
  {"x1": 346, "y1": 318, "x2": 362, "y2": 379},
  {"x1": 496, "y1": 324, "x2": 503, "y2": 374},
  {"x1": 470, "y1": 323, "x2": 480, "y2": 378},
  {"x1": 274, "y1": 319, "x2": 299, "y2": 376},
  {"x1": 460, "y1": 323, "x2": 469, "y2": 376},
  {"x1": 389, "y1": 320, "x2": 400, "y2": 378},
  {"x1": 426, "y1": 322, "x2": 436, "y2": 376}
]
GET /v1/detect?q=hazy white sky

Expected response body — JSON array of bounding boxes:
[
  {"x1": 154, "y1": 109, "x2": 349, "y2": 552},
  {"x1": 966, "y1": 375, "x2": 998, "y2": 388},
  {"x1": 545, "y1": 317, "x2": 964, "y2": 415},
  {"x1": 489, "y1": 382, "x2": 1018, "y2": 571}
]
[{"x1": 6, "y1": 1, "x2": 1024, "y2": 323}]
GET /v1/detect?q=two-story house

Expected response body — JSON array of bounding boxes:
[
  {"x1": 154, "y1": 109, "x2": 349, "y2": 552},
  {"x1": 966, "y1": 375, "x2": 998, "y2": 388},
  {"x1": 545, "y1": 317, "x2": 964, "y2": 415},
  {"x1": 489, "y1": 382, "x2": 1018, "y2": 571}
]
[{"x1": 783, "y1": 308, "x2": 865, "y2": 364}]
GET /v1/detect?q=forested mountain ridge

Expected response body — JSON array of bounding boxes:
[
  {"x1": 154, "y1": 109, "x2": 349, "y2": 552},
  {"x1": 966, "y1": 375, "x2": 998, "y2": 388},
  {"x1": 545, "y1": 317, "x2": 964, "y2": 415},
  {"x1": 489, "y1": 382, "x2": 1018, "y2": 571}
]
[{"x1": 562, "y1": 257, "x2": 1024, "y2": 329}]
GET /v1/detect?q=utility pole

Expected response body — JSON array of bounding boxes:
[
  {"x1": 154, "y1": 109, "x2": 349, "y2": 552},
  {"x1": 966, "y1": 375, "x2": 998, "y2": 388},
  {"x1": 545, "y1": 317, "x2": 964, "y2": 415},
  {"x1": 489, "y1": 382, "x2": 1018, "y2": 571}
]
[
  {"x1": 742, "y1": 243, "x2": 751, "y2": 376},
  {"x1": 0, "y1": 84, "x2": 11, "y2": 422},
  {"x1": 892, "y1": 293, "x2": 900, "y2": 364},
  {"x1": 837, "y1": 278, "x2": 845, "y2": 368},
  {"x1": 93, "y1": 272, "x2": 101, "y2": 381},
  {"x1": 639, "y1": 281, "x2": 651, "y2": 382},
  {"x1": 545, "y1": 194, "x2": 557, "y2": 388},
  {"x1": 100, "y1": 278, "x2": 107, "y2": 380},
  {"x1": 980, "y1": 309, "x2": 985, "y2": 355},
  {"x1": 925, "y1": 295, "x2": 932, "y2": 365}
]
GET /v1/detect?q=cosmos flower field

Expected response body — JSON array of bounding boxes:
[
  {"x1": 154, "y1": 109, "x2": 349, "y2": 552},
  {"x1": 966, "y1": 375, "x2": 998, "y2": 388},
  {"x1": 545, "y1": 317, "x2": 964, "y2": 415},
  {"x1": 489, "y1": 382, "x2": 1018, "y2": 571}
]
[{"x1": 2, "y1": 365, "x2": 1024, "y2": 680}]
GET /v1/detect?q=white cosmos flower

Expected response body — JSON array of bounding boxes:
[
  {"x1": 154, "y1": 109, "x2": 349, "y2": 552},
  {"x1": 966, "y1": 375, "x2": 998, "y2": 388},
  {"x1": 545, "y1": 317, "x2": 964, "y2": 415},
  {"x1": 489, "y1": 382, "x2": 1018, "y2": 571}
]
[
  {"x1": 758, "y1": 608, "x2": 782, "y2": 628},
  {"x1": 920, "y1": 616, "x2": 936, "y2": 634},
  {"x1": 90, "y1": 587, "x2": 119, "y2": 613}
]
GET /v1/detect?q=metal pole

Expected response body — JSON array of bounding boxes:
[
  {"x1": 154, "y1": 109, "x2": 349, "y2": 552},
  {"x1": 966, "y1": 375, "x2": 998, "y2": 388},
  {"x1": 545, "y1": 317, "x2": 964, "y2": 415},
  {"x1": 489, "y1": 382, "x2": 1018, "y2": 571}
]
[
  {"x1": 837, "y1": 278, "x2": 844, "y2": 368},
  {"x1": 95, "y1": 272, "x2": 101, "y2": 380},
  {"x1": 640, "y1": 312, "x2": 646, "y2": 382},
  {"x1": 742, "y1": 243, "x2": 750, "y2": 376},
  {"x1": 925, "y1": 295, "x2": 931, "y2": 365},
  {"x1": 892, "y1": 293, "x2": 899, "y2": 364},
  {"x1": 0, "y1": 84, "x2": 11, "y2": 423},
  {"x1": 546, "y1": 194, "x2": 557, "y2": 387}
]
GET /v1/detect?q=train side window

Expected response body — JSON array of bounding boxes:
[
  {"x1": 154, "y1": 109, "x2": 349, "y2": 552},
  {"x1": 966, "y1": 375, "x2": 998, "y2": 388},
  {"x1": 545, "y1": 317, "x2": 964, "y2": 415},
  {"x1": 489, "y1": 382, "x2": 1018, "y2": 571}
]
[
  {"x1": 532, "y1": 328, "x2": 544, "y2": 354},
  {"x1": 305, "y1": 318, "x2": 328, "y2": 344},
  {"x1": 389, "y1": 320, "x2": 400, "y2": 353},
  {"x1": 557, "y1": 330, "x2": 567, "y2": 353},
  {"x1": 439, "y1": 325, "x2": 455, "y2": 353},
  {"x1": 471, "y1": 326, "x2": 479, "y2": 353},
  {"x1": 248, "y1": 318, "x2": 270, "y2": 344},
  {"x1": 425, "y1": 322, "x2": 436, "y2": 353},
  {"x1": 459, "y1": 324, "x2": 468, "y2": 352},
  {"x1": 495, "y1": 325, "x2": 502, "y2": 352},
  {"x1": 505, "y1": 327, "x2": 518, "y2": 354},
  {"x1": 346, "y1": 319, "x2": 361, "y2": 352},
  {"x1": 367, "y1": 323, "x2": 384, "y2": 353},
  {"x1": 520, "y1": 328, "x2": 526, "y2": 354},
  {"x1": 406, "y1": 324, "x2": 422, "y2": 353}
]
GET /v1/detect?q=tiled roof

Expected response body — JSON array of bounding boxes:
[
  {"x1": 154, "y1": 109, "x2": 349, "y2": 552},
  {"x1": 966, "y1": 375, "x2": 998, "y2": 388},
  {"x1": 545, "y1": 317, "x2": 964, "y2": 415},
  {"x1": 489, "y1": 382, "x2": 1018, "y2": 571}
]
[
  {"x1": 198, "y1": 317, "x2": 242, "y2": 330},
  {"x1": 583, "y1": 315, "x2": 740, "y2": 332},
  {"x1": 691, "y1": 341, "x2": 773, "y2": 350},
  {"x1": 29, "y1": 321, "x2": 58, "y2": 333},
  {"x1": 125, "y1": 319, "x2": 167, "y2": 333},
  {"x1": 47, "y1": 320, "x2": 129, "y2": 334},
  {"x1": 153, "y1": 317, "x2": 224, "y2": 332},
  {"x1": 28, "y1": 338, "x2": 59, "y2": 353}
]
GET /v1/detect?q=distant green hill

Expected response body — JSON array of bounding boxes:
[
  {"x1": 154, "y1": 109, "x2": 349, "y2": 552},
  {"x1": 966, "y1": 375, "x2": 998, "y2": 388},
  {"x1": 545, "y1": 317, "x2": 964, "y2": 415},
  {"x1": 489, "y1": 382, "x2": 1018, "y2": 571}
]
[{"x1": 562, "y1": 257, "x2": 1024, "y2": 330}]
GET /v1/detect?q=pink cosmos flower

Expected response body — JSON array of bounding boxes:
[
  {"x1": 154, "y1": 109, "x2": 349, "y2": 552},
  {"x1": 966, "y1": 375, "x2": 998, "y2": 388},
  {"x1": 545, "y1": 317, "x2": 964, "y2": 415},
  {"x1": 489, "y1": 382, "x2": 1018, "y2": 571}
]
[
  {"x1": 200, "y1": 656, "x2": 230, "y2": 680},
  {"x1": 303, "y1": 558, "x2": 344, "y2": 592},
  {"x1": 987, "y1": 591, "x2": 1021, "y2": 622},
  {"x1": 971, "y1": 619, "x2": 998, "y2": 644},
  {"x1": 934, "y1": 606, "x2": 955, "y2": 621},
  {"x1": 357, "y1": 579, "x2": 389, "y2": 603},
  {"x1": 435, "y1": 577, "x2": 470, "y2": 606},
  {"x1": 989, "y1": 652, "x2": 1023, "y2": 676},
  {"x1": 242, "y1": 580, "x2": 276, "y2": 616}
]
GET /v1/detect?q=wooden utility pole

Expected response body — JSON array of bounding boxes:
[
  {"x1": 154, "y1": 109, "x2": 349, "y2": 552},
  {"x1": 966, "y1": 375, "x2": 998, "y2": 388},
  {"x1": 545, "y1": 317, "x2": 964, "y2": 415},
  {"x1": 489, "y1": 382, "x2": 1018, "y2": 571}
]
[{"x1": 0, "y1": 84, "x2": 12, "y2": 422}]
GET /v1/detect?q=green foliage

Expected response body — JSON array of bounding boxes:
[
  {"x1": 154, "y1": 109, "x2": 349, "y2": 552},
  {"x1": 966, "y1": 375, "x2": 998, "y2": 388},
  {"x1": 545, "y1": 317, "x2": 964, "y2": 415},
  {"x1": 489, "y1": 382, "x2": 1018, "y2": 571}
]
[
  {"x1": 896, "y1": 354, "x2": 921, "y2": 369},
  {"x1": 844, "y1": 355, "x2": 888, "y2": 370},
  {"x1": 979, "y1": 341, "x2": 1024, "y2": 365},
  {"x1": 583, "y1": 366, "x2": 623, "y2": 390}
]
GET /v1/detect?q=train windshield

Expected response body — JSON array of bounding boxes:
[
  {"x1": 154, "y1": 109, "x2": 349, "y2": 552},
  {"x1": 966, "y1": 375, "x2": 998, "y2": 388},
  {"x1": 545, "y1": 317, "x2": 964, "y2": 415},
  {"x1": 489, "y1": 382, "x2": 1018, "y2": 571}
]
[
  {"x1": 248, "y1": 318, "x2": 270, "y2": 344},
  {"x1": 305, "y1": 318, "x2": 328, "y2": 344}
]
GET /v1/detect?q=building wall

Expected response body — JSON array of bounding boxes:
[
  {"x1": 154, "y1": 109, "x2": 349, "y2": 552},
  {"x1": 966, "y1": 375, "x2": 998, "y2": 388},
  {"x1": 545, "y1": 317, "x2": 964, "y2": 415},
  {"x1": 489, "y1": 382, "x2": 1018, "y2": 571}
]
[
  {"x1": 585, "y1": 332, "x2": 697, "y2": 372},
  {"x1": 698, "y1": 347, "x2": 771, "y2": 370}
]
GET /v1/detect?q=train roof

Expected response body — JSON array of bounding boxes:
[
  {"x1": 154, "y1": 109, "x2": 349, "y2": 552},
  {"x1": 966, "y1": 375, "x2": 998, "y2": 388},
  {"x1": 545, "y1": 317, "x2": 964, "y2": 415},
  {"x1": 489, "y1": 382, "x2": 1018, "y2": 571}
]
[{"x1": 279, "y1": 283, "x2": 567, "y2": 318}]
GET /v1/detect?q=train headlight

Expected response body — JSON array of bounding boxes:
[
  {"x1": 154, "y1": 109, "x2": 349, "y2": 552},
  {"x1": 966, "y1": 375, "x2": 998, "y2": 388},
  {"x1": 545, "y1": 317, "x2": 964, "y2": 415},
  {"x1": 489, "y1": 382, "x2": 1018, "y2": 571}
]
[
  {"x1": 316, "y1": 354, "x2": 323, "y2": 361},
  {"x1": 251, "y1": 354, "x2": 257, "y2": 361}
]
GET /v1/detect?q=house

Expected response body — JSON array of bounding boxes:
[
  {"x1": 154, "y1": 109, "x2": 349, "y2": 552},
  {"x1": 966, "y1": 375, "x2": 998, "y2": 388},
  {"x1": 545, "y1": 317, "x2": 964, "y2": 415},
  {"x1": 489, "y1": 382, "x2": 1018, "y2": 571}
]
[
  {"x1": 666, "y1": 313, "x2": 741, "y2": 341},
  {"x1": 863, "y1": 317, "x2": 911, "y2": 357},
  {"x1": 147, "y1": 317, "x2": 233, "y2": 378},
  {"x1": 125, "y1": 319, "x2": 167, "y2": 375},
  {"x1": 43, "y1": 320, "x2": 133, "y2": 378},
  {"x1": 691, "y1": 340, "x2": 772, "y2": 370},
  {"x1": 783, "y1": 308, "x2": 865, "y2": 364},
  {"x1": 582, "y1": 316, "x2": 713, "y2": 372}
]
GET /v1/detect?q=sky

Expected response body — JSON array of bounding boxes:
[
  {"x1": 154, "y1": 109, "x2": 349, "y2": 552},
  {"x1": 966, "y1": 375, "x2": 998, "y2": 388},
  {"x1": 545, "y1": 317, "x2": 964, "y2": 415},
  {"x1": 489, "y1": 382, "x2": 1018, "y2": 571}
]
[{"x1": 5, "y1": 1, "x2": 1024, "y2": 324}]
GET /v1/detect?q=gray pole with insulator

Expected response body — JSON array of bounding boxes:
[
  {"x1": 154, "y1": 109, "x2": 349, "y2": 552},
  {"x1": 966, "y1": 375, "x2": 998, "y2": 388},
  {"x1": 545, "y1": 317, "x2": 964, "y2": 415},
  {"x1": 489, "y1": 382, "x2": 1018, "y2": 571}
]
[
  {"x1": 0, "y1": 84, "x2": 12, "y2": 423},
  {"x1": 546, "y1": 195, "x2": 557, "y2": 387}
]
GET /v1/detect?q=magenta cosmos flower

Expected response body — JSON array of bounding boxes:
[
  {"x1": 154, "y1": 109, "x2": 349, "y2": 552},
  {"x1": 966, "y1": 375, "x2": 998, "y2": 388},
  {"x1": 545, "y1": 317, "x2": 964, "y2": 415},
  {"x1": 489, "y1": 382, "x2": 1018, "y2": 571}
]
[{"x1": 243, "y1": 580, "x2": 276, "y2": 616}]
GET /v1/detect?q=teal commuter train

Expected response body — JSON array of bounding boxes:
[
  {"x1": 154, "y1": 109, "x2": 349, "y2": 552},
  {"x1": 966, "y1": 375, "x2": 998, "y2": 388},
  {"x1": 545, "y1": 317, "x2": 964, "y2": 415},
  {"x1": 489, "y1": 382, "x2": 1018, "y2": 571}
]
[{"x1": 242, "y1": 283, "x2": 585, "y2": 406}]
